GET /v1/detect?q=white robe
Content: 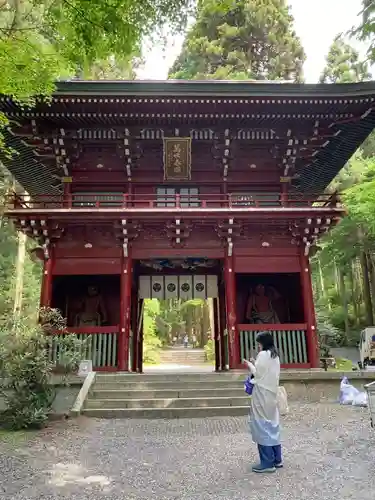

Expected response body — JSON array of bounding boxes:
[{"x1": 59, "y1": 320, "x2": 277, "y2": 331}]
[{"x1": 246, "y1": 351, "x2": 281, "y2": 446}]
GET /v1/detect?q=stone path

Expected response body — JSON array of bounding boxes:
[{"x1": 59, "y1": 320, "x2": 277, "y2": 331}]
[{"x1": 1, "y1": 403, "x2": 375, "y2": 500}]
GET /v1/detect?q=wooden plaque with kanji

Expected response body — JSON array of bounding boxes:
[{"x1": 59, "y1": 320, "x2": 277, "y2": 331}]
[{"x1": 163, "y1": 137, "x2": 192, "y2": 180}]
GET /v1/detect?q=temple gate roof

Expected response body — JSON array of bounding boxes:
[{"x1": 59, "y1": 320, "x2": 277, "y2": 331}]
[{"x1": 1, "y1": 80, "x2": 375, "y2": 195}]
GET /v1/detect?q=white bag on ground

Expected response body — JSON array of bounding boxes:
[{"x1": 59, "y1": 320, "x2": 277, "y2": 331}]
[
  {"x1": 339, "y1": 376, "x2": 367, "y2": 406},
  {"x1": 339, "y1": 376, "x2": 359, "y2": 405},
  {"x1": 277, "y1": 386, "x2": 289, "y2": 415},
  {"x1": 352, "y1": 391, "x2": 368, "y2": 407}
]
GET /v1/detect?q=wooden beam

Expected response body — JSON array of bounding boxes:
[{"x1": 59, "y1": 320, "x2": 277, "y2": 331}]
[
  {"x1": 224, "y1": 251, "x2": 239, "y2": 368},
  {"x1": 118, "y1": 250, "x2": 132, "y2": 371}
]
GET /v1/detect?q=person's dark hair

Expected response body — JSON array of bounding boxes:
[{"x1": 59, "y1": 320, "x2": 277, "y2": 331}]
[{"x1": 256, "y1": 332, "x2": 278, "y2": 358}]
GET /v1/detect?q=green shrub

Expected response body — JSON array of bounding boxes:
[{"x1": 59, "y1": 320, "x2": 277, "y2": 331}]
[
  {"x1": 316, "y1": 309, "x2": 341, "y2": 356},
  {"x1": 204, "y1": 339, "x2": 215, "y2": 362},
  {"x1": 0, "y1": 308, "x2": 86, "y2": 430},
  {"x1": 143, "y1": 310, "x2": 161, "y2": 364}
]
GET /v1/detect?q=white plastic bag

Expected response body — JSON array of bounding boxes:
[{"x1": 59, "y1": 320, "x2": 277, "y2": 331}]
[
  {"x1": 352, "y1": 391, "x2": 368, "y2": 407},
  {"x1": 339, "y1": 376, "x2": 367, "y2": 406},
  {"x1": 339, "y1": 376, "x2": 359, "y2": 405},
  {"x1": 277, "y1": 386, "x2": 289, "y2": 415}
]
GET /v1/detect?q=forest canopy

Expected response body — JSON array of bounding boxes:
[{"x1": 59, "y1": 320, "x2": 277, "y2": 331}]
[{"x1": 169, "y1": 0, "x2": 306, "y2": 81}]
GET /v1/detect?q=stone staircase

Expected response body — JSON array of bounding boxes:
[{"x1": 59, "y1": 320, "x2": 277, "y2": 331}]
[
  {"x1": 83, "y1": 372, "x2": 249, "y2": 418},
  {"x1": 157, "y1": 347, "x2": 206, "y2": 365}
]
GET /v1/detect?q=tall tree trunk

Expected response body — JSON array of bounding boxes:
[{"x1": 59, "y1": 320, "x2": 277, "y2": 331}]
[
  {"x1": 13, "y1": 231, "x2": 26, "y2": 320},
  {"x1": 360, "y1": 250, "x2": 374, "y2": 325},
  {"x1": 318, "y1": 257, "x2": 331, "y2": 310},
  {"x1": 185, "y1": 305, "x2": 193, "y2": 338},
  {"x1": 349, "y1": 261, "x2": 359, "y2": 324},
  {"x1": 202, "y1": 301, "x2": 210, "y2": 346},
  {"x1": 367, "y1": 252, "x2": 375, "y2": 318},
  {"x1": 207, "y1": 298, "x2": 215, "y2": 340},
  {"x1": 338, "y1": 268, "x2": 349, "y2": 344},
  {"x1": 333, "y1": 258, "x2": 339, "y2": 294}
]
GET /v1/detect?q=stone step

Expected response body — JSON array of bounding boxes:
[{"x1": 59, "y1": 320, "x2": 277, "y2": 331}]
[
  {"x1": 82, "y1": 405, "x2": 249, "y2": 419},
  {"x1": 159, "y1": 352, "x2": 205, "y2": 357},
  {"x1": 86, "y1": 396, "x2": 250, "y2": 409},
  {"x1": 156, "y1": 362, "x2": 207, "y2": 366},
  {"x1": 159, "y1": 350, "x2": 205, "y2": 355},
  {"x1": 156, "y1": 362, "x2": 206, "y2": 366},
  {"x1": 96, "y1": 374, "x2": 247, "y2": 382},
  {"x1": 85, "y1": 372, "x2": 250, "y2": 420},
  {"x1": 91, "y1": 387, "x2": 245, "y2": 399},
  {"x1": 157, "y1": 360, "x2": 207, "y2": 365},
  {"x1": 157, "y1": 356, "x2": 206, "y2": 360},
  {"x1": 93, "y1": 381, "x2": 244, "y2": 391},
  {"x1": 159, "y1": 349, "x2": 205, "y2": 353},
  {"x1": 95, "y1": 372, "x2": 245, "y2": 383}
]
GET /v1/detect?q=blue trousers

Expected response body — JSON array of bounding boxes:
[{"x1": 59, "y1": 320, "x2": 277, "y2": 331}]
[{"x1": 257, "y1": 444, "x2": 282, "y2": 468}]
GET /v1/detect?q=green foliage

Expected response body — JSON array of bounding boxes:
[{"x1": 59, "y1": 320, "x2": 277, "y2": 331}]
[
  {"x1": 353, "y1": 1, "x2": 375, "y2": 63},
  {"x1": 319, "y1": 35, "x2": 371, "y2": 83},
  {"x1": 0, "y1": 163, "x2": 41, "y2": 325},
  {"x1": 82, "y1": 56, "x2": 140, "y2": 80},
  {"x1": 311, "y1": 35, "x2": 375, "y2": 347},
  {"x1": 0, "y1": 308, "x2": 86, "y2": 430},
  {"x1": 0, "y1": 0, "x2": 195, "y2": 147},
  {"x1": 143, "y1": 300, "x2": 162, "y2": 364},
  {"x1": 344, "y1": 163, "x2": 375, "y2": 236},
  {"x1": 335, "y1": 358, "x2": 354, "y2": 371},
  {"x1": 312, "y1": 153, "x2": 375, "y2": 343},
  {"x1": 204, "y1": 339, "x2": 215, "y2": 362},
  {"x1": 141, "y1": 298, "x2": 213, "y2": 362},
  {"x1": 0, "y1": 217, "x2": 17, "y2": 323},
  {"x1": 169, "y1": 0, "x2": 305, "y2": 81},
  {"x1": 315, "y1": 308, "x2": 341, "y2": 356}
]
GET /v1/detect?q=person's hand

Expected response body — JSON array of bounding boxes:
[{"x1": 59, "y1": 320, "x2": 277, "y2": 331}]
[{"x1": 250, "y1": 357, "x2": 255, "y2": 364}]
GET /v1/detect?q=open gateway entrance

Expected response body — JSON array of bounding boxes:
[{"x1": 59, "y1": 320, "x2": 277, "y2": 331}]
[{"x1": 133, "y1": 258, "x2": 227, "y2": 373}]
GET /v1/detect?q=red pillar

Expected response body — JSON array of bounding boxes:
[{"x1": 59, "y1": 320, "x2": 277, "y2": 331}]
[
  {"x1": 131, "y1": 287, "x2": 138, "y2": 372},
  {"x1": 213, "y1": 297, "x2": 220, "y2": 371},
  {"x1": 300, "y1": 251, "x2": 319, "y2": 368},
  {"x1": 218, "y1": 285, "x2": 227, "y2": 370},
  {"x1": 224, "y1": 252, "x2": 239, "y2": 369},
  {"x1": 138, "y1": 299, "x2": 144, "y2": 373},
  {"x1": 118, "y1": 251, "x2": 132, "y2": 371},
  {"x1": 40, "y1": 247, "x2": 54, "y2": 308},
  {"x1": 63, "y1": 179, "x2": 72, "y2": 208},
  {"x1": 280, "y1": 182, "x2": 288, "y2": 207}
]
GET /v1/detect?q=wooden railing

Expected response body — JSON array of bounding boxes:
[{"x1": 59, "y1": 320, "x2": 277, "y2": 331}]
[
  {"x1": 8, "y1": 192, "x2": 342, "y2": 211},
  {"x1": 47, "y1": 326, "x2": 119, "y2": 371},
  {"x1": 238, "y1": 324, "x2": 309, "y2": 366}
]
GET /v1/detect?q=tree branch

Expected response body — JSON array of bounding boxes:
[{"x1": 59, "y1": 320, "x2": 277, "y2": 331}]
[{"x1": 9, "y1": 0, "x2": 22, "y2": 34}]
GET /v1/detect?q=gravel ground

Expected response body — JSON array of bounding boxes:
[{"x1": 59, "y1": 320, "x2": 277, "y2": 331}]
[{"x1": 1, "y1": 403, "x2": 375, "y2": 500}]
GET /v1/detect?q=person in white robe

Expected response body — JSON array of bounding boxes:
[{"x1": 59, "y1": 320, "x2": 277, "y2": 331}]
[{"x1": 243, "y1": 332, "x2": 282, "y2": 473}]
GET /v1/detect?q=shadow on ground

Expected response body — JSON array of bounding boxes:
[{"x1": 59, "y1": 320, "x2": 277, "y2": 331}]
[{"x1": 0, "y1": 403, "x2": 374, "y2": 500}]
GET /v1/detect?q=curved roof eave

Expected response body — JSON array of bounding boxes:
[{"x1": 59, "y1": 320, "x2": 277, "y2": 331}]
[{"x1": 53, "y1": 79, "x2": 375, "y2": 98}]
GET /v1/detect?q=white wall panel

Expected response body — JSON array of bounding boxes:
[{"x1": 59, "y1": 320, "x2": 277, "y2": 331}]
[
  {"x1": 165, "y1": 275, "x2": 179, "y2": 299},
  {"x1": 139, "y1": 274, "x2": 218, "y2": 299},
  {"x1": 151, "y1": 276, "x2": 165, "y2": 300},
  {"x1": 193, "y1": 275, "x2": 206, "y2": 299},
  {"x1": 138, "y1": 276, "x2": 151, "y2": 299},
  {"x1": 206, "y1": 275, "x2": 218, "y2": 298},
  {"x1": 179, "y1": 275, "x2": 193, "y2": 300}
]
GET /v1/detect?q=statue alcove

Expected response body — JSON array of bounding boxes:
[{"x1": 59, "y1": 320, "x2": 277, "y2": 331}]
[
  {"x1": 51, "y1": 275, "x2": 120, "y2": 327},
  {"x1": 236, "y1": 273, "x2": 304, "y2": 325}
]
